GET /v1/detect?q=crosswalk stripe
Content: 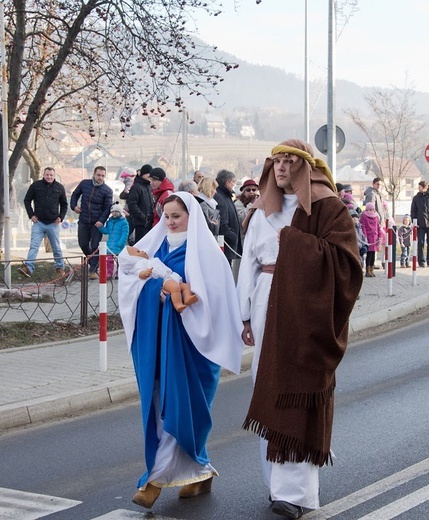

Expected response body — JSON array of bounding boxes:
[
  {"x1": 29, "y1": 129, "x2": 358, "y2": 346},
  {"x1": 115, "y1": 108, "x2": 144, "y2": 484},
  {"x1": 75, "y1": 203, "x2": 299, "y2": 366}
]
[
  {"x1": 93, "y1": 510, "x2": 180, "y2": 519},
  {"x1": 357, "y1": 484, "x2": 429, "y2": 519},
  {"x1": 304, "y1": 457, "x2": 429, "y2": 519},
  {"x1": 0, "y1": 487, "x2": 81, "y2": 520}
]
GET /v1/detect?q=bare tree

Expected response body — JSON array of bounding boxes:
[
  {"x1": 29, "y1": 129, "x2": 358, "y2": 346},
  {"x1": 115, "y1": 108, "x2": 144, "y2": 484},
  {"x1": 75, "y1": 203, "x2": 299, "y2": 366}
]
[
  {"x1": 346, "y1": 87, "x2": 426, "y2": 217},
  {"x1": 1, "y1": 0, "x2": 241, "y2": 246}
]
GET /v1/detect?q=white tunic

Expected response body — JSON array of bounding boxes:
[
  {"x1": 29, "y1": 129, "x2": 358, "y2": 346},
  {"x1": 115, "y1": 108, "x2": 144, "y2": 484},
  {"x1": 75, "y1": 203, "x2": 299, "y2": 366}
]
[
  {"x1": 237, "y1": 195, "x2": 298, "y2": 380},
  {"x1": 236, "y1": 195, "x2": 320, "y2": 510}
]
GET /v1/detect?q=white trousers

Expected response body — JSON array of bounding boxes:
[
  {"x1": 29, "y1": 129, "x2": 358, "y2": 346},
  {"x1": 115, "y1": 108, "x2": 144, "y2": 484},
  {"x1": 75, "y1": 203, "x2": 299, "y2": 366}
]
[
  {"x1": 249, "y1": 274, "x2": 320, "y2": 509},
  {"x1": 259, "y1": 439, "x2": 320, "y2": 509}
]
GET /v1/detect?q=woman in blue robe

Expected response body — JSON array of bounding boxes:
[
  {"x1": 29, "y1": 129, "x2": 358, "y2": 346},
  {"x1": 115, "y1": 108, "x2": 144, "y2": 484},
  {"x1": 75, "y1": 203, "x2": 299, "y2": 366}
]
[{"x1": 118, "y1": 192, "x2": 243, "y2": 510}]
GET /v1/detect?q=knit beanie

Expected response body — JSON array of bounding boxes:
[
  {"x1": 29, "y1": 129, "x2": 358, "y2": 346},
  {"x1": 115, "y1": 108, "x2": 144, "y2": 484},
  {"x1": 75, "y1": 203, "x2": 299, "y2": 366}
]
[
  {"x1": 139, "y1": 164, "x2": 153, "y2": 176},
  {"x1": 149, "y1": 167, "x2": 166, "y2": 181},
  {"x1": 110, "y1": 201, "x2": 124, "y2": 215}
]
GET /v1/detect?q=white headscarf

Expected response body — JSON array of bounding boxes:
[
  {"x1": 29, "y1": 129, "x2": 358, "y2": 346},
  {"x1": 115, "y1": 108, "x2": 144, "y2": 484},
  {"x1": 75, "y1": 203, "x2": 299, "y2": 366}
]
[{"x1": 118, "y1": 191, "x2": 244, "y2": 374}]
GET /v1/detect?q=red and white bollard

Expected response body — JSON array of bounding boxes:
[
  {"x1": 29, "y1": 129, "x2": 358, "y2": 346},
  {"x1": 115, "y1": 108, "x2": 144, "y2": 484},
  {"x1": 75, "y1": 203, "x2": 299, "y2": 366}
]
[
  {"x1": 384, "y1": 218, "x2": 389, "y2": 273},
  {"x1": 99, "y1": 241, "x2": 108, "y2": 372},
  {"x1": 412, "y1": 218, "x2": 418, "y2": 286},
  {"x1": 387, "y1": 220, "x2": 393, "y2": 296}
]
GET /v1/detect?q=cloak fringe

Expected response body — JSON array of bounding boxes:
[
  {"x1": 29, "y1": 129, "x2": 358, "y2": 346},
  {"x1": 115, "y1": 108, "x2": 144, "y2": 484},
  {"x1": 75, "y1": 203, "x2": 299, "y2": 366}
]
[
  {"x1": 242, "y1": 416, "x2": 333, "y2": 467},
  {"x1": 275, "y1": 383, "x2": 335, "y2": 410}
]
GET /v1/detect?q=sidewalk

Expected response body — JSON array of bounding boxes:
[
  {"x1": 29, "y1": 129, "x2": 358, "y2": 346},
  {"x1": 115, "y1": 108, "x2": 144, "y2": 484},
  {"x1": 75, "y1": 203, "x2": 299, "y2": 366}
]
[{"x1": 1, "y1": 266, "x2": 429, "y2": 432}]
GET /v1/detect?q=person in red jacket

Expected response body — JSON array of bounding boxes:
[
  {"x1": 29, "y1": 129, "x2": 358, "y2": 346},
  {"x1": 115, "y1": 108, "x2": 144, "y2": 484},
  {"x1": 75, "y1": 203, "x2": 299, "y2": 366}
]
[{"x1": 149, "y1": 167, "x2": 175, "y2": 227}]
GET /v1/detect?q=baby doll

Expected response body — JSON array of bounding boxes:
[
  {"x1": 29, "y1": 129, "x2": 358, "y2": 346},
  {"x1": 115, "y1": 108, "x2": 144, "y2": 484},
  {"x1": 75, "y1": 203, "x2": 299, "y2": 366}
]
[{"x1": 125, "y1": 246, "x2": 198, "y2": 313}]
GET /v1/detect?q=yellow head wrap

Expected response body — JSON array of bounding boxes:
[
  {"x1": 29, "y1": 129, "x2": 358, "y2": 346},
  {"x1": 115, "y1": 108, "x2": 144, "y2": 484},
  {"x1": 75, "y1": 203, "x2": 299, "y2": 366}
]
[{"x1": 270, "y1": 145, "x2": 337, "y2": 193}]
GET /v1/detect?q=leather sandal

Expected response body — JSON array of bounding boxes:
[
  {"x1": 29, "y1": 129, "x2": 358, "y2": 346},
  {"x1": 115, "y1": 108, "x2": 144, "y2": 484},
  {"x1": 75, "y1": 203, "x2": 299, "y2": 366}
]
[
  {"x1": 178, "y1": 476, "x2": 213, "y2": 498},
  {"x1": 132, "y1": 482, "x2": 161, "y2": 509}
]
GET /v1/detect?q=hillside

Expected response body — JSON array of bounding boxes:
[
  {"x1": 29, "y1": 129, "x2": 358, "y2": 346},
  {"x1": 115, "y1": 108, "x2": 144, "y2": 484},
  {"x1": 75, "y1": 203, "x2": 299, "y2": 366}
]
[{"x1": 180, "y1": 46, "x2": 429, "y2": 117}]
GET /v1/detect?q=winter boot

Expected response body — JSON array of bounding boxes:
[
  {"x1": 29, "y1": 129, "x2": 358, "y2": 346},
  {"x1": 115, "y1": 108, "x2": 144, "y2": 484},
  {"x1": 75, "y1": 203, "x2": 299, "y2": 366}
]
[
  {"x1": 365, "y1": 266, "x2": 372, "y2": 278},
  {"x1": 370, "y1": 266, "x2": 376, "y2": 277}
]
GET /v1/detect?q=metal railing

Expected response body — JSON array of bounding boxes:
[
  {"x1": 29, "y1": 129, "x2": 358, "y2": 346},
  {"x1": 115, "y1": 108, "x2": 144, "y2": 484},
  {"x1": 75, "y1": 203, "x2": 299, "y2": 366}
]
[{"x1": 0, "y1": 255, "x2": 119, "y2": 328}]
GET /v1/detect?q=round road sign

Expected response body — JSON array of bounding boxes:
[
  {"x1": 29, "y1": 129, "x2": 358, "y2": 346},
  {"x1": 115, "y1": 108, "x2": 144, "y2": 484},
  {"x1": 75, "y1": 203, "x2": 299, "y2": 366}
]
[{"x1": 314, "y1": 125, "x2": 346, "y2": 155}]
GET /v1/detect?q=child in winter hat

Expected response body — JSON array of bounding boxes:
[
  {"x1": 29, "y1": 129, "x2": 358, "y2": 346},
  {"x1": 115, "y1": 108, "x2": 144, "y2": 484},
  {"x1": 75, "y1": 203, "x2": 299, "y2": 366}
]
[
  {"x1": 98, "y1": 202, "x2": 129, "y2": 278},
  {"x1": 110, "y1": 201, "x2": 124, "y2": 215}
]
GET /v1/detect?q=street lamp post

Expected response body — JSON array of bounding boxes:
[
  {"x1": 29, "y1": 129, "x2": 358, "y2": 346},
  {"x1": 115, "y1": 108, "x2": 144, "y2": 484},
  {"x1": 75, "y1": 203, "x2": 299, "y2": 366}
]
[
  {"x1": 327, "y1": 0, "x2": 336, "y2": 180},
  {"x1": 304, "y1": 0, "x2": 309, "y2": 142},
  {"x1": 1, "y1": 0, "x2": 11, "y2": 288}
]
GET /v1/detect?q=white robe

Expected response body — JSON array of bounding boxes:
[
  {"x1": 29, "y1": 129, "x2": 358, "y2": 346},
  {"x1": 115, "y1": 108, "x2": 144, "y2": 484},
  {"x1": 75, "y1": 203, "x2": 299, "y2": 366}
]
[{"x1": 236, "y1": 195, "x2": 320, "y2": 510}]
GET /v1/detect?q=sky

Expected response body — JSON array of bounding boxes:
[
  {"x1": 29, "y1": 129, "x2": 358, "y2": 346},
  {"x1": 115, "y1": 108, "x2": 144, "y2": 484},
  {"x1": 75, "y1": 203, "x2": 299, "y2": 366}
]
[{"x1": 193, "y1": 0, "x2": 429, "y2": 93}]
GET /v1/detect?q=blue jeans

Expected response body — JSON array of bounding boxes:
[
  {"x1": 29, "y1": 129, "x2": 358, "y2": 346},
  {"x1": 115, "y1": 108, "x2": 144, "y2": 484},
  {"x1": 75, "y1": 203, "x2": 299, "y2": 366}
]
[
  {"x1": 400, "y1": 246, "x2": 410, "y2": 266},
  {"x1": 25, "y1": 221, "x2": 64, "y2": 272}
]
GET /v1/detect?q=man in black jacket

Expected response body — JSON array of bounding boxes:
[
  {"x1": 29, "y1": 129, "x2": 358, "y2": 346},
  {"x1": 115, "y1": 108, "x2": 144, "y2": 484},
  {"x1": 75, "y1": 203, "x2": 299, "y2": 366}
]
[
  {"x1": 18, "y1": 167, "x2": 68, "y2": 278},
  {"x1": 411, "y1": 180, "x2": 429, "y2": 267},
  {"x1": 214, "y1": 169, "x2": 242, "y2": 265},
  {"x1": 127, "y1": 164, "x2": 154, "y2": 243},
  {"x1": 70, "y1": 165, "x2": 113, "y2": 278}
]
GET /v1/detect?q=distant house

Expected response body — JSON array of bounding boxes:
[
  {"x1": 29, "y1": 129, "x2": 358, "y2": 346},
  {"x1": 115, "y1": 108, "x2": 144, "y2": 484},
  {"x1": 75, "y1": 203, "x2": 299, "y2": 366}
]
[
  {"x1": 53, "y1": 129, "x2": 95, "y2": 156},
  {"x1": 202, "y1": 114, "x2": 226, "y2": 138},
  {"x1": 336, "y1": 162, "x2": 375, "y2": 204},
  {"x1": 337, "y1": 158, "x2": 422, "y2": 216},
  {"x1": 240, "y1": 125, "x2": 256, "y2": 140}
]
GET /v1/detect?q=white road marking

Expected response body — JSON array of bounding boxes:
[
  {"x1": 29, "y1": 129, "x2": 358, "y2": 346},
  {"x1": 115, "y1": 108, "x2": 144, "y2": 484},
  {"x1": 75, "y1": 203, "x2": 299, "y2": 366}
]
[
  {"x1": 0, "y1": 487, "x2": 81, "y2": 520},
  {"x1": 357, "y1": 484, "x2": 429, "y2": 519},
  {"x1": 93, "y1": 511, "x2": 180, "y2": 519},
  {"x1": 304, "y1": 457, "x2": 429, "y2": 519}
]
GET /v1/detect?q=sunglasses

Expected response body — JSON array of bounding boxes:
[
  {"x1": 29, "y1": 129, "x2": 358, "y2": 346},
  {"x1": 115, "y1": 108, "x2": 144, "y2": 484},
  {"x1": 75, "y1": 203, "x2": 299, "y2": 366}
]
[{"x1": 244, "y1": 188, "x2": 258, "y2": 192}]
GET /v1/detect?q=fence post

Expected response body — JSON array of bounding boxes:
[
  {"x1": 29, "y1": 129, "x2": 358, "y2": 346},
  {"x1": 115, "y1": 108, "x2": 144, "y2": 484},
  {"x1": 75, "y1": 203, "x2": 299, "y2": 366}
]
[
  {"x1": 99, "y1": 242, "x2": 107, "y2": 372},
  {"x1": 412, "y1": 219, "x2": 418, "y2": 287}
]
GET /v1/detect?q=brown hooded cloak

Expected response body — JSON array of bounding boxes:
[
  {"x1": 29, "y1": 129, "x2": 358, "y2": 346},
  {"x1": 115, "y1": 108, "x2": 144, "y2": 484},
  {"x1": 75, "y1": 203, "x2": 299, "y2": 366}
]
[{"x1": 242, "y1": 139, "x2": 363, "y2": 467}]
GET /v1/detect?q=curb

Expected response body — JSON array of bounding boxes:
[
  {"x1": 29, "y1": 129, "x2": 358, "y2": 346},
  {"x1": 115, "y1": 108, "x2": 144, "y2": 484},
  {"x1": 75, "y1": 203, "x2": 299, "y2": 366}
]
[
  {"x1": 0, "y1": 378, "x2": 138, "y2": 432},
  {"x1": 349, "y1": 291, "x2": 429, "y2": 334}
]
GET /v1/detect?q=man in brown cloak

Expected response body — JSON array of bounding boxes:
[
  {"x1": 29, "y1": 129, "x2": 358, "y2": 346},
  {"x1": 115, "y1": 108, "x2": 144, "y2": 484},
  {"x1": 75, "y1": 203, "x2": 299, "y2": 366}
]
[{"x1": 239, "y1": 139, "x2": 362, "y2": 518}]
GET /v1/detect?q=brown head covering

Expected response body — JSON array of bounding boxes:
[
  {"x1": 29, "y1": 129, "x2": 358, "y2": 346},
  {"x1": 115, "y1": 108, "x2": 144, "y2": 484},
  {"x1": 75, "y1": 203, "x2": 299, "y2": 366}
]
[{"x1": 252, "y1": 139, "x2": 337, "y2": 218}]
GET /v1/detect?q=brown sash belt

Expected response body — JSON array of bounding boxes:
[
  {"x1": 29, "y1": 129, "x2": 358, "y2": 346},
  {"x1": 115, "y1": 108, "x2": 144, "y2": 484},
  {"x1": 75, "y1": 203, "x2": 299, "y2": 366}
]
[{"x1": 261, "y1": 264, "x2": 275, "y2": 274}]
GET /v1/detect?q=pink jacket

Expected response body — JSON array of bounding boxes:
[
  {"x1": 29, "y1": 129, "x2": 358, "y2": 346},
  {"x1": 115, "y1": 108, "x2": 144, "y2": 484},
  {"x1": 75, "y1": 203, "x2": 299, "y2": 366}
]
[{"x1": 360, "y1": 211, "x2": 382, "y2": 252}]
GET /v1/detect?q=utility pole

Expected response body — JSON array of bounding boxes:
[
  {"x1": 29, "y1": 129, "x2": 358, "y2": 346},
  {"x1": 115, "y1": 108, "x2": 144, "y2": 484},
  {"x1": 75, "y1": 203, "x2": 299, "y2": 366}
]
[
  {"x1": 181, "y1": 110, "x2": 188, "y2": 179},
  {"x1": 1, "y1": 0, "x2": 11, "y2": 288},
  {"x1": 327, "y1": 0, "x2": 336, "y2": 180},
  {"x1": 304, "y1": 0, "x2": 309, "y2": 142}
]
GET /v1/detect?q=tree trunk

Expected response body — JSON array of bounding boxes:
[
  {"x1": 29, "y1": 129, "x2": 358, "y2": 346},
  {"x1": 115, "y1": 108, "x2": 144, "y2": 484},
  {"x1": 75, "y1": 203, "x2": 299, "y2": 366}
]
[{"x1": 8, "y1": 0, "x2": 98, "y2": 179}]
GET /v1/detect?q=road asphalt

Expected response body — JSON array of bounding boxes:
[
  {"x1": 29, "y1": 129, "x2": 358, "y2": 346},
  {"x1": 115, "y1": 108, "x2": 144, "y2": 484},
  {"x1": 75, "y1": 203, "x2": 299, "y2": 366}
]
[{"x1": 1, "y1": 265, "x2": 429, "y2": 433}]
